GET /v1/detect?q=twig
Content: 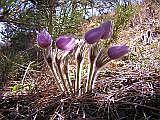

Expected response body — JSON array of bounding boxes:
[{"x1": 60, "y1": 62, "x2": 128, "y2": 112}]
[
  {"x1": 33, "y1": 113, "x2": 38, "y2": 120},
  {"x1": 118, "y1": 101, "x2": 160, "y2": 111},
  {"x1": 21, "y1": 61, "x2": 34, "y2": 85}
]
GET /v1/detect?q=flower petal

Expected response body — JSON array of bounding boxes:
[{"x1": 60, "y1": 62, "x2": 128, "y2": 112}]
[
  {"x1": 37, "y1": 30, "x2": 52, "y2": 48},
  {"x1": 56, "y1": 36, "x2": 75, "y2": 51},
  {"x1": 85, "y1": 27, "x2": 103, "y2": 44},
  {"x1": 108, "y1": 45, "x2": 129, "y2": 59},
  {"x1": 100, "y1": 21, "x2": 112, "y2": 39}
]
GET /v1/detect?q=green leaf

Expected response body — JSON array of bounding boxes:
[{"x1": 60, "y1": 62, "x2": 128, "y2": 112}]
[
  {"x1": 8, "y1": 0, "x2": 14, "y2": 5},
  {"x1": 12, "y1": 85, "x2": 18, "y2": 91}
]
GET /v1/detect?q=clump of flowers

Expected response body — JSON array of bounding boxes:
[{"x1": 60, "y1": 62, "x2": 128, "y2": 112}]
[{"x1": 37, "y1": 20, "x2": 129, "y2": 95}]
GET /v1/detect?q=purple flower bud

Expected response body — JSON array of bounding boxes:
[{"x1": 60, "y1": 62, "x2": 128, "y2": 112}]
[
  {"x1": 108, "y1": 45, "x2": 129, "y2": 59},
  {"x1": 85, "y1": 27, "x2": 104, "y2": 44},
  {"x1": 56, "y1": 36, "x2": 75, "y2": 51},
  {"x1": 100, "y1": 21, "x2": 112, "y2": 39},
  {"x1": 37, "y1": 30, "x2": 52, "y2": 48}
]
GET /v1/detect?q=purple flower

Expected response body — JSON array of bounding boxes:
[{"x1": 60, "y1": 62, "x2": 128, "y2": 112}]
[
  {"x1": 108, "y1": 45, "x2": 129, "y2": 59},
  {"x1": 85, "y1": 27, "x2": 104, "y2": 44},
  {"x1": 56, "y1": 36, "x2": 75, "y2": 51},
  {"x1": 84, "y1": 21, "x2": 112, "y2": 44},
  {"x1": 37, "y1": 30, "x2": 52, "y2": 48},
  {"x1": 100, "y1": 21, "x2": 112, "y2": 39}
]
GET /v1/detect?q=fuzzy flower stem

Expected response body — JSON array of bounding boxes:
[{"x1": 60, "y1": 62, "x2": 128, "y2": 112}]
[
  {"x1": 75, "y1": 62, "x2": 82, "y2": 95},
  {"x1": 63, "y1": 60, "x2": 73, "y2": 95},
  {"x1": 65, "y1": 73, "x2": 73, "y2": 95},
  {"x1": 89, "y1": 66, "x2": 99, "y2": 92},
  {"x1": 42, "y1": 50, "x2": 63, "y2": 92},
  {"x1": 86, "y1": 44, "x2": 100, "y2": 93},
  {"x1": 50, "y1": 64, "x2": 64, "y2": 92},
  {"x1": 88, "y1": 47, "x2": 111, "y2": 92},
  {"x1": 88, "y1": 63, "x2": 94, "y2": 81},
  {"x1": 75, "y1": 43, "x2": 85, "y2": 95},
  {"x1": 86, "y1": 62, "x2": 94, "y2": 92},
  {"x1": 56, "y1": 62, "x2": 68, "y2": 93}
]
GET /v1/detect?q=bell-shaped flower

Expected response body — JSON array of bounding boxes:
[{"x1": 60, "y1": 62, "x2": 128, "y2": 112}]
[
  {"x1": 85, "y1": 27, "x2": 104, "y2": 44},
  {"x1": 108, "y1": 45, "x2": 129, "y2": 59},
  {"x1": 37, "y1": 30, "x2": 52, "y2": 48},
  {"x1": 100, "y1": 21, "x2": 112, "y2": 39},
  {"x1": 56, "y1": 36, "x2": 75, "y2": 51}
]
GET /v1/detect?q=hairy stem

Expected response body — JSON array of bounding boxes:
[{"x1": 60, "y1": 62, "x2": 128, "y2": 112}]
[
  {"x1": 64, "y1": 62, "x2": 73, "y2": 95},
  {"x1": 50, "y1": 64, "x2": 64, "y2": 92},
  {"x1": 89, "y1": 67, "x2": 99, "y2": 92},
  {"x1": 43, "y1": 50, "x2": 63, "y2": 92},
  {"x1": 57, "y1": 64, "x2": 68, "y2": 92},
  {"x1": 86, "y1": 62, "x2": 94, "y2": 92},
  {"x1": 65, "y1": 73, "x2": 73, "y2": 95},
  {"x1": 75, "y1": 62, "x2": 82, "y2": 95}
]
